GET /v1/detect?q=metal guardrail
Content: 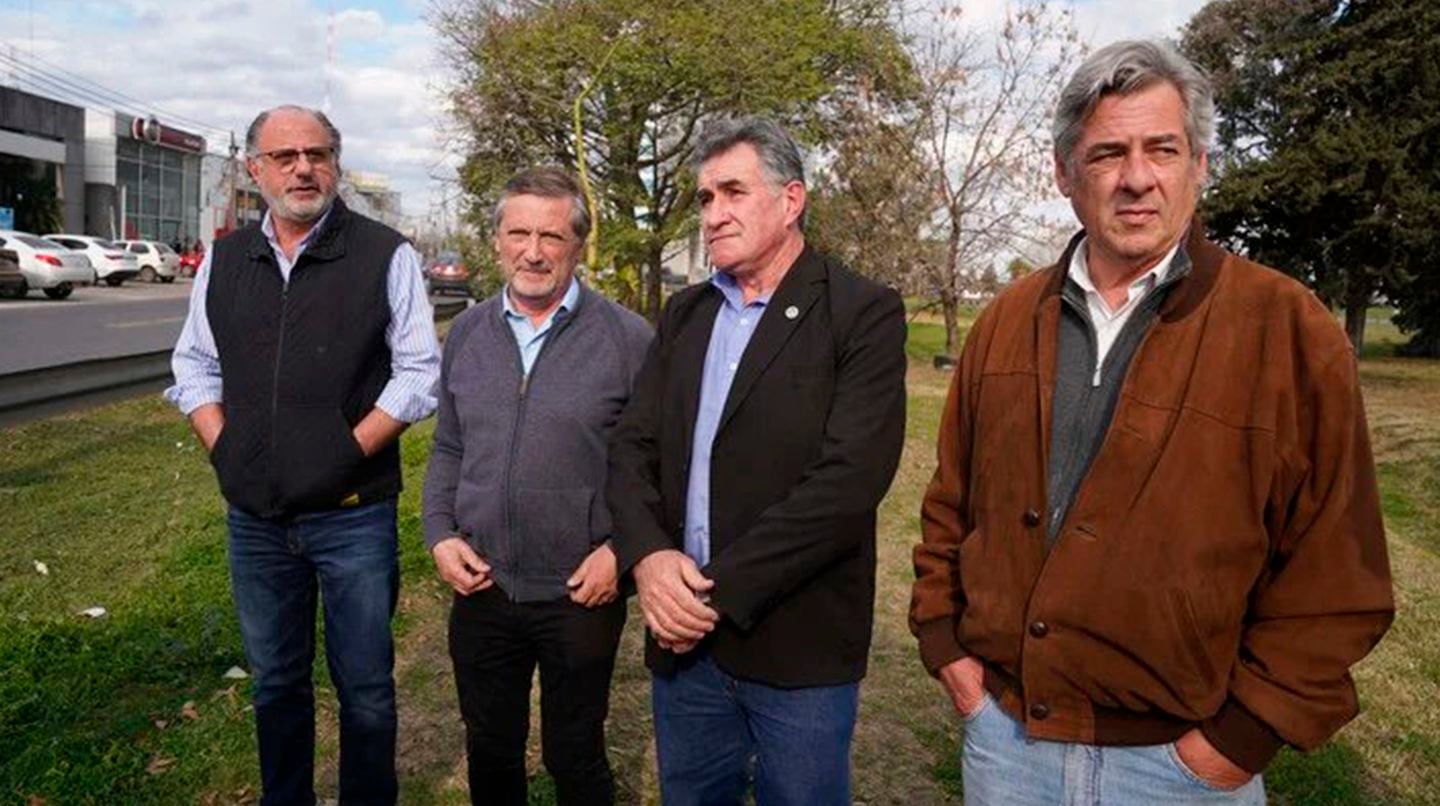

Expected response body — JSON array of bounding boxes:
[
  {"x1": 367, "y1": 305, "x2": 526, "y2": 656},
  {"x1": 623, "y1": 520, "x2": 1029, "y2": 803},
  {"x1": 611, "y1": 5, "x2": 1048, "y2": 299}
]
[{"x1": 0, "y1": 298, "x2": 471, "y2": 430}]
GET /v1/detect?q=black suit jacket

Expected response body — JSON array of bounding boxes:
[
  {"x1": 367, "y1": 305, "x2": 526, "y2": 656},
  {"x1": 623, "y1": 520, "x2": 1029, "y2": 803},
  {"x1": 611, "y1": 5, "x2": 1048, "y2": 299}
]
[{"x1": 607, "y1": 245, "x2": 907, "y2": 686}]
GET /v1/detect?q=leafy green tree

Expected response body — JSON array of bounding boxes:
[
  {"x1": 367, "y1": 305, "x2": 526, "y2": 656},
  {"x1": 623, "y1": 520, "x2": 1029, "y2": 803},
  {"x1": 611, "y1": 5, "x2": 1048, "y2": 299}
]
[
  {"x1": 1182, "y1": 0, "x2": 1440, "y2": 354},
  {"x1": 436, "y1": 0, "x2": 913, "y2": 320}
]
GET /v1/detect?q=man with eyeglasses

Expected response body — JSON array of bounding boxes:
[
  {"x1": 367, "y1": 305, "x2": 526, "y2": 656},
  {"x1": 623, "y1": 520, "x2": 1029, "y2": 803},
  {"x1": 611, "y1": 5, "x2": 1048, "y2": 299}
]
[{"x1": 167, "y1": 104, "x2": 440, "y2": 805}]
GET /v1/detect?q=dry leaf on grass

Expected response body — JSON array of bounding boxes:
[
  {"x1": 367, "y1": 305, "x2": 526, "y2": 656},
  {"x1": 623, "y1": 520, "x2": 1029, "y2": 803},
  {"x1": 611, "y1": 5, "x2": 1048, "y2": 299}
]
[
  {"x1": 146, "y1": 754, "x2": 177, "y2": 775},
  {"x1": 180, "y1": 701, "x2": 200, "y2": 721},
  {"x1": 212, "y1": 684, "x2": 239, "y2": 706}
]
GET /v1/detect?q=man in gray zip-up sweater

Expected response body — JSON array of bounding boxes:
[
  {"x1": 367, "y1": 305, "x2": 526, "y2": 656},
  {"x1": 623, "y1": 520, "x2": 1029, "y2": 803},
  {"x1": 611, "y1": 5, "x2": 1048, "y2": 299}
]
[{"x1": 422, "y1": 168, "x2": 652, "y2": 806}]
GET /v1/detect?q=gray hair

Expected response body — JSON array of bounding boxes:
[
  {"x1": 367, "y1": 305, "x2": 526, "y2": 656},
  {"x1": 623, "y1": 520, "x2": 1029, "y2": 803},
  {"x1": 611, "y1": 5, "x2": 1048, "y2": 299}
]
[
  {"x1": 1053, "y1": 39, "x2": 1214, "y2": 167},
  {"x1": 691, "y1": 116, "x2": 806, "y2": 190},
  {"x1": 492, "y1": 167, "x2": 592, "y2": 242},
  {"x1": 245, "y1": 105, "x2": 343, "y2": 157}
]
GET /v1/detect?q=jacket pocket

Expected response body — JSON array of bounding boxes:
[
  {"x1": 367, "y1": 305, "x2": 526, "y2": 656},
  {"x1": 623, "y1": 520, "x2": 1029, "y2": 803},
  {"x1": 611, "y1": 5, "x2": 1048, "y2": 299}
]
[
  {"x1": 211, "y1": 405, "x2": 263, "y2": 510},
  {"x1": 454, "y1": 480, "x2": 506, "y2": 569},
  {"x1": 1061, "y1": 585, "x2": 1225, "y2": 715},
  {"x1": 1167, "y1": 588, "x2": 1221, "y2": 696},
  {"x1": 273, "y1": 407, "x2": 365, "y2": 508},
  {"x1": 512, "y1": 486, "x2": 595, "y2": 580},
  {"x1": 956, "y1": 526, "x2": 1015, "y2": 663}
]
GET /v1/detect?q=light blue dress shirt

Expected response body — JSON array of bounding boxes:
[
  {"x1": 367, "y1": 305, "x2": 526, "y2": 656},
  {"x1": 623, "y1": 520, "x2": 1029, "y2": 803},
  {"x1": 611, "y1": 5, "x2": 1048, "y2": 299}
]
[
  {"x1": 501, "y1": 277, "x2": 580, "y2": 375},
  {"x1": 165, "y1": 206, "x2": 441, "y2": 422},
  {"x1": 684, "y1": 272, "x2": 772, "y2": 567}
]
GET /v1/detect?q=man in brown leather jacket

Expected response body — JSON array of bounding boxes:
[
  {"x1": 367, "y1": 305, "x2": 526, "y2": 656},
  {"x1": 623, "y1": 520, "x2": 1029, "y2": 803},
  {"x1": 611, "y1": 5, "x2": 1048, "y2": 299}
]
[{"x1": 909, "y1": 39, "x2": 1394, "y2": 804}]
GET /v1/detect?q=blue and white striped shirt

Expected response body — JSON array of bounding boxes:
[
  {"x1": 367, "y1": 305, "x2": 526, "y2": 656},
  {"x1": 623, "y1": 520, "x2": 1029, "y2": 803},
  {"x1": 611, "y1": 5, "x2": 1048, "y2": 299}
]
[{"x1": 164, "y1": 208, "x2": 441, "y2": 423}]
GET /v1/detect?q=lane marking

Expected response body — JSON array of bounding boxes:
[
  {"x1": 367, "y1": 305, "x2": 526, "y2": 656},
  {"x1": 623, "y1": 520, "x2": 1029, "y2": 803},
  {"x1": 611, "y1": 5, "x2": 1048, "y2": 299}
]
[{"x1": 108, "y1": 315, "x2": 187, "y2": 329}]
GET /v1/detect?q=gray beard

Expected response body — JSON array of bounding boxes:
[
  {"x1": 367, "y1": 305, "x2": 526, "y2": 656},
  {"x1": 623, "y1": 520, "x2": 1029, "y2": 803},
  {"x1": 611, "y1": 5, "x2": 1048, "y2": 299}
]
[{"x1": 261, "y1": 188, "x2": 335, "y2": 224}]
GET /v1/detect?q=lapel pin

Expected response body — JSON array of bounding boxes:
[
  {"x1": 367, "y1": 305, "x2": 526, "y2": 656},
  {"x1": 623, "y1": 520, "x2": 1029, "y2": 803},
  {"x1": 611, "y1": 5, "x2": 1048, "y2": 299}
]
[{"x1": 785, "y1": 305, "x2": 799, "y2": 320}]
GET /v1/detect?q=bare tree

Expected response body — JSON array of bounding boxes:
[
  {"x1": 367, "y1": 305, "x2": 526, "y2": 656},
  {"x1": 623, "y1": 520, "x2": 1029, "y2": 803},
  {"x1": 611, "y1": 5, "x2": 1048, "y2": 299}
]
[
  {"x1": 433, "y1": 0, "x2": 914, "y2": 321},
  {"x1": 914, "y1": 1, "x2": 1082, "y2": 354}
]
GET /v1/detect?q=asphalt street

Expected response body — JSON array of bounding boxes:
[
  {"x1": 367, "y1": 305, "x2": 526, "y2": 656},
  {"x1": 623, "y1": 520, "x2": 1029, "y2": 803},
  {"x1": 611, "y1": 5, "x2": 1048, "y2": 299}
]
[
  {"x1": 0, "y1": 280, "x2": 195, "y2": 374},
  {"x1": 0, "y1": 279, "x2": 470, "y2": 376}
]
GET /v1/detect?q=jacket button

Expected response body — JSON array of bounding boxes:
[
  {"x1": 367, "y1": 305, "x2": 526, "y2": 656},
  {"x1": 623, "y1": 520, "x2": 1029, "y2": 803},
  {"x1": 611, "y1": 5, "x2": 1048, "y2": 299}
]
[
  {"x1": 1030, "y1": 703, "x2": 1050, "y2": 720},
  {"x1": 1022, "y1": 508, "x2": 1042, "y2": 527},
  {"x1": 1029, "y1": 621, "x2": 1049, "y2": 638}
]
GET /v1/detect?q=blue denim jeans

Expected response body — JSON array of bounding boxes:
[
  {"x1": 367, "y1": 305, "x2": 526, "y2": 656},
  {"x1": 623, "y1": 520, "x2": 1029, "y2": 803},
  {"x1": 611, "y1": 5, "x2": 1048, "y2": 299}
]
[
  {"x1": 651, "y1": 652, "x2": 859, "y2": 806},
  {"x1": 961, "y1": 693, "x2": 1267, "y2": 805},
  {"x1": 228, "y1": 499, "x2": 400, "y2": 806}
]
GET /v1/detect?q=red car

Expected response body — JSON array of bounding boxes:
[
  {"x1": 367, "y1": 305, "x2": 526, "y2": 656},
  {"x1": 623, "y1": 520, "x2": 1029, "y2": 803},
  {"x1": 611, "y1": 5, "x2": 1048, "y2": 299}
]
[
  {"x1": 179, "y1": 250, "x2": 204, "y2": 277},
  {"x1": 426, "y1": 251, "x2": 471, "y2": 297}
]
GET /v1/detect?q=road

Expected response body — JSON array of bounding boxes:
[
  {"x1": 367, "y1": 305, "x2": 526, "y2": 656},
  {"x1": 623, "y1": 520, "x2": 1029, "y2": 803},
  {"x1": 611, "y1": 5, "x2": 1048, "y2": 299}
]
[
  {"x1": 0, "y1": 280, "x2": 195, "y2": 374},
  {"x1": 0, "y1": 279, "x2": 469, "y2": 375}
]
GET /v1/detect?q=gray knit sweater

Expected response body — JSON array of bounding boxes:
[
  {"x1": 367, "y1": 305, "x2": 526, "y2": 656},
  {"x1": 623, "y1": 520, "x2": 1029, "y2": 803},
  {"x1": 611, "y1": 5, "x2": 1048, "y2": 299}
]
[{"x1": 421, "y1": 284, "x2": 652, "y2": 601}]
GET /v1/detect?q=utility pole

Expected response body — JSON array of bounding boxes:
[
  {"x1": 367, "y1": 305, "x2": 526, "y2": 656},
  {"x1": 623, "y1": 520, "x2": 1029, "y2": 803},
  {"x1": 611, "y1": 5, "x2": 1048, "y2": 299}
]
[
  {"x1": 225, "y1": 131, "x2": 239, "y2": 234},
  {"x1": 324, "y1": 1, "x2": 335, "y2": 113}
]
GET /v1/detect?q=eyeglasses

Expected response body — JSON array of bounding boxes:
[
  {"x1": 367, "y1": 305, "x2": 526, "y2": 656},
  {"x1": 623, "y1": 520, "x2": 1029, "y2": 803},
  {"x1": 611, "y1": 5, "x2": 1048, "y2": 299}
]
[{"x1": 252, "y1": 146, "x2": 337, "y2": 172}]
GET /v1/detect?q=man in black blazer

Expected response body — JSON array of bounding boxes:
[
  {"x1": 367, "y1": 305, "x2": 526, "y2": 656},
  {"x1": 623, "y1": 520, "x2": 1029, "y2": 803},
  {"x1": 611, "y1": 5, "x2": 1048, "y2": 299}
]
[{"x1": 607, "y1": 117, "x2": 906, "y2": 805}]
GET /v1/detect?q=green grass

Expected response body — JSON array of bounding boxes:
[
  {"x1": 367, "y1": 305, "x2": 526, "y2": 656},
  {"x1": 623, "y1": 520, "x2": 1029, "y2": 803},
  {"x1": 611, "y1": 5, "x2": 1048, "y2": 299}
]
[
  {"x1": 0, "y1": 401, "x2": 443, "y2": 804},
  {"x1": 1359, "y1": 307, "x2": 1410, "y2": 360},
  {"x1": 0, "y1": 401, "x2": 254, "y2": 803},
  {"x1": 1, "y1": 309, "x2": 1437, "y2": 804}
]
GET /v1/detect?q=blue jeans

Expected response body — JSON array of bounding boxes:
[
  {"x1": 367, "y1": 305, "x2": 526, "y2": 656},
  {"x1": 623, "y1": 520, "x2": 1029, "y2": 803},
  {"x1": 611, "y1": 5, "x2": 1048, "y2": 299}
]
[
  {"x1": 651, "y1": 652, "x2": 859, "y2": 806},
  {"x1": 228, "y1": 499, "x2": 400, "y2": 806},
  {"x1": 961, "y1": 693, "x2": 1266, "y2": 805}
]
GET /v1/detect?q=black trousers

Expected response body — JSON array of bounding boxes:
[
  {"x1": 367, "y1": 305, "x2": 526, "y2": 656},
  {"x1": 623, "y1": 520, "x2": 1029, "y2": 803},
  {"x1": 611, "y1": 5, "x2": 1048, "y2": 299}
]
[{"x1": 448, "y1": 586, "x2": 626, "y2": 806}]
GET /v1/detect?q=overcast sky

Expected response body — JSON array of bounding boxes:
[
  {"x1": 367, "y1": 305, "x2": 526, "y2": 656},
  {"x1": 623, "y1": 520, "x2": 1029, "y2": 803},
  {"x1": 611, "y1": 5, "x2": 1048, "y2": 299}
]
[{"x1": 0, "y1": 0, "x2": 1208, "y2": 226}]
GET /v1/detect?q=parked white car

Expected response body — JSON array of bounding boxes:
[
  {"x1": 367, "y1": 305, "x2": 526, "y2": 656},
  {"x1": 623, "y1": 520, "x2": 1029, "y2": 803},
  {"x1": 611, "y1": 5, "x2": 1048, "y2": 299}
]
[
  {"x1": 116, "y1": 240, "x2": 179, "y2": 283},
  {"x1": 44, "y1": 234, "x2": 141, "y2": 287},
  {"x1": 0, "y1": 230, "x2": 94, "y2": 299}
]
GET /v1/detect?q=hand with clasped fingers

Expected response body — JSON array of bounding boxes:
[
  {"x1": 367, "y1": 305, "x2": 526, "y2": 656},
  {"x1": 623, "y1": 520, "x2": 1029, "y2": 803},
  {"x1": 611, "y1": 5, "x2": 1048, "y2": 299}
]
[
  {"x1": 633, "y1": 549, "x2": 718, "y2": 654},
  {"x1": 566, "y1": 543, "x2": 620, "y2": 607},
  {"x1": 430, "y1": 536, "x2": 494, "y2": 596}
]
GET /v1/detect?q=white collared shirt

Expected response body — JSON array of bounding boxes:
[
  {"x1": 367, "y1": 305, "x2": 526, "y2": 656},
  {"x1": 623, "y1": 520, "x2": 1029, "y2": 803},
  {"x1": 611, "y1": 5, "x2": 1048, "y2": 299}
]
[{"x1": 1067, "y1": 238, "x2": 1181, "y2": 386}]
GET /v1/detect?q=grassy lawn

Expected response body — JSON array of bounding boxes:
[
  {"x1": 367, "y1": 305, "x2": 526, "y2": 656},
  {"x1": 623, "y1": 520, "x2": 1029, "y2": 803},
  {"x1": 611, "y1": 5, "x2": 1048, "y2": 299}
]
[{"x1": 2, "y1": 306, "x2": 1437, "y2": 804}]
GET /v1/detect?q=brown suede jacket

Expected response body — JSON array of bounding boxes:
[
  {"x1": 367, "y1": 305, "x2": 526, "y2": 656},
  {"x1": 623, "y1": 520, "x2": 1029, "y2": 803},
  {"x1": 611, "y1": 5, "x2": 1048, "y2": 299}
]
[{"x1": 910, "y1": 228, "x2": 1395, "y2": 774}]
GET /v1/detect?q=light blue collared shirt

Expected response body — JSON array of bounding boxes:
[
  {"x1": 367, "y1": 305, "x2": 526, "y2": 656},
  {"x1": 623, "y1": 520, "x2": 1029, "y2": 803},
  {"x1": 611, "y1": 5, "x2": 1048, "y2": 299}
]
[
  {"x1": 502, "y1": 277, "x2": 581, "y2": 375},
  {"x1": 165, "y1": 207, "x2": 441, "y2": 422},
  {"x1": 683, "y1": 272, "x2": 771, "y2": 567}
]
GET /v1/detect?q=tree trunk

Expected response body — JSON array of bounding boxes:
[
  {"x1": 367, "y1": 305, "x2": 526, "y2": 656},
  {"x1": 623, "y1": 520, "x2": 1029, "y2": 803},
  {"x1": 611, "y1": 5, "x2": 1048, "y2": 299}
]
[
  {"x1": 1343, "y1": 277, "x2": 1370, "y2": 355},
  {"x1": 645, "y1": 245, "x2": 664, "y2": 324},
  {"x1": 941, "y1": 286, "x2": 960, "y2": 357},
  {"x1": 944, "y1": 224, "x2": 963, "y2": 356}
]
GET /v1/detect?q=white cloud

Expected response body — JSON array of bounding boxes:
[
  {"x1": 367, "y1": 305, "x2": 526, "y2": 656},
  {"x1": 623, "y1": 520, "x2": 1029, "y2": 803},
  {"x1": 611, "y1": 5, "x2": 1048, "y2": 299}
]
[
  {"x1": 1071, "y1": 0, "x2": 1209, "y2": 45},
  {"x1": 0, "y1": 0, "x2": 455, "y2": 223},
  {"x1": 333, "y1": 8, "x2": 386, "y2": 40},
  {"x1": 1, "y1": 0, "x2": 1211, "y2": 230}
]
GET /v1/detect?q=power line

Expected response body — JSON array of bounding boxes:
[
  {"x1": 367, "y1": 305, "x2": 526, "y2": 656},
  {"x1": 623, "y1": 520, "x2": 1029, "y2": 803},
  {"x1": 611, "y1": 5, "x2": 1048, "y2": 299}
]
[
  {"x1": 0, "y1": 41, "x2": 235, "y2": 139},
  {"x1": 0, "y1": 50, "x2": 233, "y2": 146},
  {"x1": 0, "y1": 53, "x2": 233, "y2": 161}
]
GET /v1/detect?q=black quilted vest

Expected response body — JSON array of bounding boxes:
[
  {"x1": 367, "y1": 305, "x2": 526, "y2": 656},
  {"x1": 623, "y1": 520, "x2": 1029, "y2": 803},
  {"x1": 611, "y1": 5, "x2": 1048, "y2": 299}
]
[{"x1": 206, "y1": 198, "x2": 405, "y2": 518}]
